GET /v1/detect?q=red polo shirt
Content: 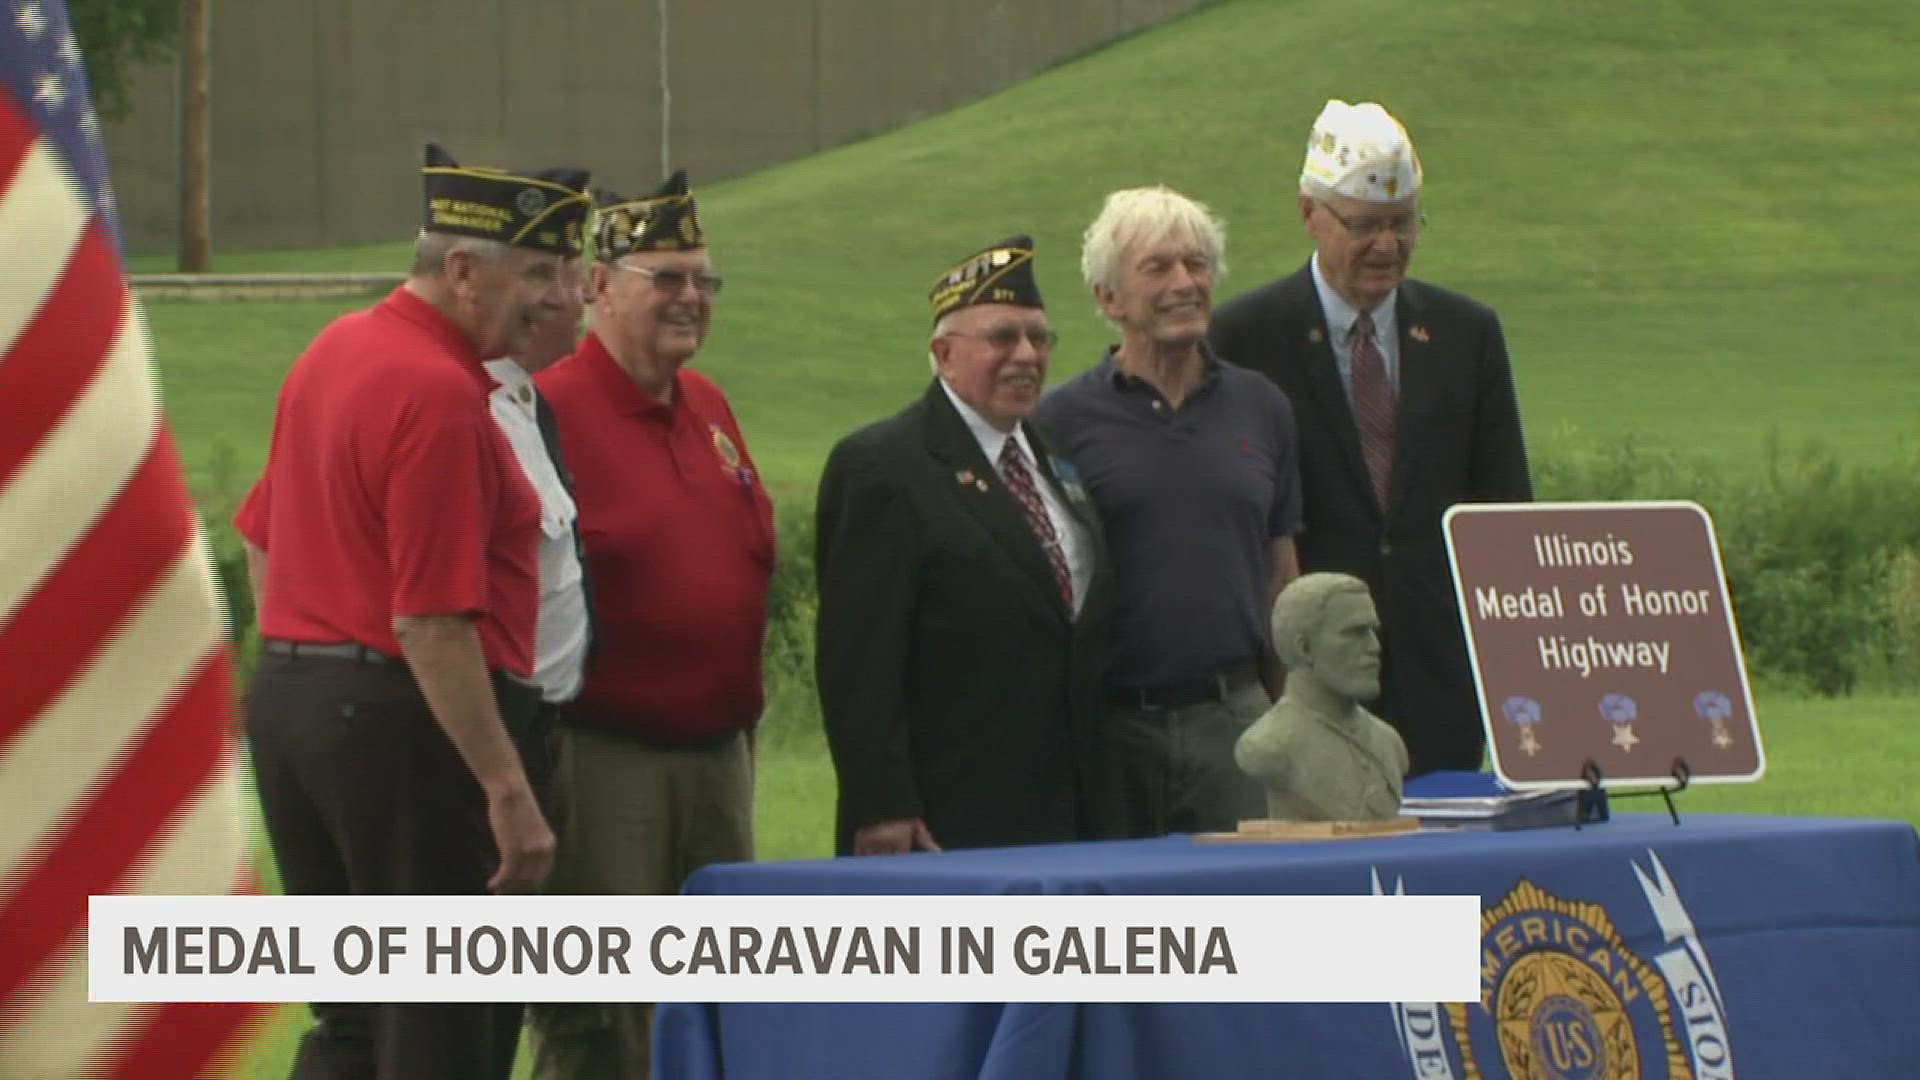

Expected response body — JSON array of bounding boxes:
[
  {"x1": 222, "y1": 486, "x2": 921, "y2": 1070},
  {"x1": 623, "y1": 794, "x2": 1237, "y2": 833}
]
[
  {"x1": 535, "y1": 333, "x2": 774, "y2": 741},
  {"x1": 234, "y1": 287, "x2": 541, "y2": 677}
]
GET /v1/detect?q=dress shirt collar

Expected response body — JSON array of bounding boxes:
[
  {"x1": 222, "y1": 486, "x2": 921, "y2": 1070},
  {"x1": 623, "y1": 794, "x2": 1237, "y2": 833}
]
[
  {"x1": 938, "y1": 376, "x2": 1041, "y2": 469},
  {"x1": 1310, "y1": 252, "x2": 1399, "y2": 350}
]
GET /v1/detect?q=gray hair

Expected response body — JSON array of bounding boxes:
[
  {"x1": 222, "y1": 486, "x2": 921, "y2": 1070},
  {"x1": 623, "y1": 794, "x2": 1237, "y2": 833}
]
[
  {"x1": 1079, "y1": 186, "x2": 1228, "y2": 294},
  {"x1": 926, "y1": 311, "x2": 961, "y2": 374},
  {"x1": 410, "y1": 231, "x2": 511, "y2": 276},
  {"x1": 1271, "y1": 572, "x2": 1373, "y2": 669}
]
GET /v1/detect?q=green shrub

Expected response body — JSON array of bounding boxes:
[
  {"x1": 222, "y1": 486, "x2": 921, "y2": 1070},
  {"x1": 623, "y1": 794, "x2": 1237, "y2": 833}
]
[
  {"x1": 1881, "y1": 548, "x2": 1920, "y2": 689},
  {"x1": 759, "y1": 496, "x2": 822, "y2": 747},
  {"x1": 1537, "y1": 438, "x2": 1920, "y2": 696},
  {"x1": 197, "y1": 436, "x2": 1920, "y2": 709}
]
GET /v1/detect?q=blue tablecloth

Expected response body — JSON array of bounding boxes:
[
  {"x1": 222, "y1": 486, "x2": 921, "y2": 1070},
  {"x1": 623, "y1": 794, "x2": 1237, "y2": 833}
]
[{"x1": 654, "y1": 812, "x2": 1920, "y2": 1078}]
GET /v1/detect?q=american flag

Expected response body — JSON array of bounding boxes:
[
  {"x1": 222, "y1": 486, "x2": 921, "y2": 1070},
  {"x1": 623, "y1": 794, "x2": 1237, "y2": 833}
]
[{"x1": 0, "y1": 1, "x2": 267, "y2": 1076}]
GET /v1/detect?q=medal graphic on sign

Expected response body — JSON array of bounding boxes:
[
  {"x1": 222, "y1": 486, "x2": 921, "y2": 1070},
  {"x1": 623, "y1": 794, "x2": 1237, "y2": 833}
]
[
  {"x1": 1502, "y1": 696, "x2": 1544, "y2": 756},
  {"x1": 1598, "y1": 693, "x2": 1639, "y2": 752},
  {"x1": 1694, "y1": 691, "x2": 1735, "y2": 749}
]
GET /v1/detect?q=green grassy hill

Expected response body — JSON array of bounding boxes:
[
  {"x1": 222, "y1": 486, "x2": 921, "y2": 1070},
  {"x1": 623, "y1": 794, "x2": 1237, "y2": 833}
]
[
  {"x1": 142, "y1": 0, "x2": 1920, "y2": 501},
  {"x1": 148, "y1": 5, "x2": 1920, "y2": 1073}
]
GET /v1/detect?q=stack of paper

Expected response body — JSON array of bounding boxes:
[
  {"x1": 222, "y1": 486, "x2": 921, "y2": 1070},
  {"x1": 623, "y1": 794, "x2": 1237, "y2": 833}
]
[
  {"x1": 1394, "y1": 770, "x2": 1611, "y2": 832},
  {"x1": 1399, "y1": 788, "x2": 1594, "y2": 831}
]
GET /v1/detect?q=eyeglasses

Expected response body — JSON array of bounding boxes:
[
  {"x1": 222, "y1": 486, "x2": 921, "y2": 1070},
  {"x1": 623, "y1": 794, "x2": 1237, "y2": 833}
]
[
  {"x1": 612, "y1": 263, "x2": 725, "y2": 298},
  {"x1": 1316, "y1": 201, "x2": 1425, "y2": 239},
  {"x1": 945, "y1": 324, "x2": 1060, "y2": 350}
]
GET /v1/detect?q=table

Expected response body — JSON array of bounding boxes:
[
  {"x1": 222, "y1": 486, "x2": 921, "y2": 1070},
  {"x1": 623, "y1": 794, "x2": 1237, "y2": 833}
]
[{"x1": 654, "y1": 811, "x2": 1920, "y2": 1079}]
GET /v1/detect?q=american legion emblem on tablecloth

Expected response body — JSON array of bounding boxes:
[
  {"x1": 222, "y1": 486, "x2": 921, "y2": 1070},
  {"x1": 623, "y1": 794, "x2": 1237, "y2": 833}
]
[{"x1": 1375, "y1": 852, "x2": 1735, "y2": 1079}]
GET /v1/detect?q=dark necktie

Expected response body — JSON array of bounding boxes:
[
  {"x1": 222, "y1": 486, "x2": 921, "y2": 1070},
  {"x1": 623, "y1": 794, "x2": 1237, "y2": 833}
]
[
  {"x1": 998, "y1": 439, "x2": 1072, "y2": 609},
  {"x1": 1350, "y1": 311, "x2": 1397, "y2": 510},
  {"x1": 534, "y1": 393, "x2": 596, "y2": 658}
]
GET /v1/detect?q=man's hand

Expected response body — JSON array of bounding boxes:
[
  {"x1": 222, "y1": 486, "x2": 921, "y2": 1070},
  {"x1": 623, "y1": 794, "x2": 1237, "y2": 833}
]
[
  {"x1": 485, "y1": 783, "x2": 556, "y2": 894},
  {"x1": 853, "y1": 818, "x2": 941, "y2": 856},
  {"x1": 393, "y1": 613, "x2": 554, "y2": 892}
]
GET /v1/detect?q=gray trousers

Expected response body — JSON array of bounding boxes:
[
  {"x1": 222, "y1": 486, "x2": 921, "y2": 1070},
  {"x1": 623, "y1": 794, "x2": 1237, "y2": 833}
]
[
  {"x1": 527, "y1": 724, "x2": 754, "y2": 1080},
  {"x1": 1090, "y1": 680, "x2": 1271, "y2": 838}
]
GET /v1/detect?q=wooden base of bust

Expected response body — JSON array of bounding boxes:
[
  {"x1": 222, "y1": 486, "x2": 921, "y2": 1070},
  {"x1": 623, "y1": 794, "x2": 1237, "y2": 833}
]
[{"x1": 1193, "y1": 817, "x2": 1420, "y2": 843}]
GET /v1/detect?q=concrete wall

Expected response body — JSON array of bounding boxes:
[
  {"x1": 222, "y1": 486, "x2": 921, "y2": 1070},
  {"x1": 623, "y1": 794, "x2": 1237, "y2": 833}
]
[{"x1": 105, "y1": 0, "x2": 1208, "y2": 255}]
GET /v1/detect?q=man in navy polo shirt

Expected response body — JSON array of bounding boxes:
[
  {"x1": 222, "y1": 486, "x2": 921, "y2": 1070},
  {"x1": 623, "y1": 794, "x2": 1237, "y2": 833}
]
[{"x1": 1034, "y1": 185, "x2": 1303, "y2": 839}]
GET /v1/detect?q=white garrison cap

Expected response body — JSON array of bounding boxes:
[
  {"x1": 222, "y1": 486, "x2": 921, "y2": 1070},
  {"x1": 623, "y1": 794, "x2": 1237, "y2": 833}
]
[{"x1": 1300, "y1": 99, "x2": 1422, "y2": 202}]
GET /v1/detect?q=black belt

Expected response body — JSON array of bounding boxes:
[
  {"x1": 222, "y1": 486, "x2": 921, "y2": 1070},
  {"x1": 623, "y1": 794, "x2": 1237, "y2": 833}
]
[
  {"x1": 561, "y1": 710, "x2": 745, "y2": 750},
  {"x1": 262, "y1": 639, "x2": 395, "y2": 664},
  {"x1": 1107, "y1": 658, "x2": 1261, "y2": 711}
]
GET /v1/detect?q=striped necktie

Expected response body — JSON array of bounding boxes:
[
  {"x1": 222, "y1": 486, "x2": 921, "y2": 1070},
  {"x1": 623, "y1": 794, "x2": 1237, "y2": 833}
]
[
  {"x1": 1350, "y1": 310, "x2": 1397, "y2": 509},
  {"x1": 998, "y1": 439, "x2": 1072, "y2": 608}
]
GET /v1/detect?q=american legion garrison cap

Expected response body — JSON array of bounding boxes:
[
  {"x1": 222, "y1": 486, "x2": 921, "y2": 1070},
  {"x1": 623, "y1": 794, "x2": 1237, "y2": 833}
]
[
  {"x1": 420, "y1": 142, "x2": 592, "y2": 256},
  {"x1": 593, "y1": 170, "x2": 706, "y2": 260},
  {"x1": 1300, "y1": 99, "x2": 1423, "y2": 203},
  {"x1": 928, "y1": 235, "x2": 1044, "y2": 324}
]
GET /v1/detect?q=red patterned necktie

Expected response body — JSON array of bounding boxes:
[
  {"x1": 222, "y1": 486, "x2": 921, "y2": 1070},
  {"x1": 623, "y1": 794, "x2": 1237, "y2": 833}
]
[
  {"x1": 999, "y1": 439, "x2": 1073, "y2": 607},
  {"x1": 1350, "y1": 310, "x2": 1397, "y2": 509}
]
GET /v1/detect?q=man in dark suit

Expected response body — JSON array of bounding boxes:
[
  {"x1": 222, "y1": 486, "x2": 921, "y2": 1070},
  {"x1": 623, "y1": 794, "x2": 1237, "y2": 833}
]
[
  {"x1": 1210, "y1": 100, "x2": 1533, "y2": 775},
  {"x1": 815, "y1": 236, "x2": 1112, "y2": 854}
]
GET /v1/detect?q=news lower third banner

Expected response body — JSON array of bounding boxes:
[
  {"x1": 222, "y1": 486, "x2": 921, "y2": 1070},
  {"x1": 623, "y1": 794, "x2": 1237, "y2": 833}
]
[{"x1": 90, "y1": 894, "x2": 1478, "y2": 1004}]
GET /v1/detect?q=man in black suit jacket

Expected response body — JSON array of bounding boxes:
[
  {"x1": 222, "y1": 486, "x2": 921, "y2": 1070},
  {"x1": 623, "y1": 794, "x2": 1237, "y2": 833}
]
[
  {"x1": 815, "y1": 236, "x2": 1112, "y2": 854},
  {"x1": 1211, "y1": 100, "x2": 1532, "y2": 775}
]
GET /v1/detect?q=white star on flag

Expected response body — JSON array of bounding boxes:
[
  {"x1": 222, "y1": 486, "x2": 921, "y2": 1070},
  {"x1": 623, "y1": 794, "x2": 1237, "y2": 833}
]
[
  {"x1": 33, "y1": 68, "x2": 61, "y2": 108},
  {"x1": 57, "y1": 29, "x2": 78, "y2": 68},
  {"x1": 16, "y1": 0, "x2": 42, "y2": 38}
]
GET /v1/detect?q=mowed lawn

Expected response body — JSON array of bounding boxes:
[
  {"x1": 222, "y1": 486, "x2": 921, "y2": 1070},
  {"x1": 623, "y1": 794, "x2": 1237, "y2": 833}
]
[
  {"x1": 118, "y1": 0, "x2": 1920, "y2": 1073},
  {"x1": 140, "y1": 0, "x2": 1920, "y2": 498}
]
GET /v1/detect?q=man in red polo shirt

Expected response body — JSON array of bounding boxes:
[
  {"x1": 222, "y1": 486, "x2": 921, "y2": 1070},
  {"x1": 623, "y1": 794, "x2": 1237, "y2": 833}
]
[
  {"x1": 236, "y1": 143, "x2": 590, "y2": 1080},
  {"x1": 530, "y1": 172, "x2": 772, "y2": 1080}
]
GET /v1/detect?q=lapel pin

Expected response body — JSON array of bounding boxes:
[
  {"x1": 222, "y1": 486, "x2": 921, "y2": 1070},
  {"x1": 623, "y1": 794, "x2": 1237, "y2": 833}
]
[
  {"x1": 1308, "y1": 327, "x2": 1325, "y2": 344},
  {"x1": 956, "y1": 469, "x2": 975, "y2": 486},
  {"x1": 976, "y1": 478, "x2": 990, "y2": 492},
  {"x1": 1410, "y1": 325, "x2": 1431, "y2": 343}
]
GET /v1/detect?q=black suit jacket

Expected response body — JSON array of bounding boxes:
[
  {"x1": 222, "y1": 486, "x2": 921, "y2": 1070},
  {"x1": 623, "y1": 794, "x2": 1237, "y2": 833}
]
[
  {"x1": 1210, "y1": 263, "x2": 1531, "y2": 772},
  {"x1": 814, "y1": 380, "x2": 1113, "y2": 852}
]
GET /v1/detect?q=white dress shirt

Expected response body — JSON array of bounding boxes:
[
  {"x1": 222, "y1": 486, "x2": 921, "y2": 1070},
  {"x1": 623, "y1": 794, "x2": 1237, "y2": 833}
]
[
  {"x1": 485, "y1": 359, "x2": 589, "y2": 704},
  {"x1": 939, "y1": 378, "x2": 1093, "y2": 617},
  {"x1": 1310, "y1": 252, "x2": 1402, "y2": 400}
]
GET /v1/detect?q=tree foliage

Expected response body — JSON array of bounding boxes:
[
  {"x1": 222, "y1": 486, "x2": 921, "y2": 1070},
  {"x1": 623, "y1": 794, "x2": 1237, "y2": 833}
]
[{"x1": 68, "y1": 0, "x2": 181, "y2": 123}]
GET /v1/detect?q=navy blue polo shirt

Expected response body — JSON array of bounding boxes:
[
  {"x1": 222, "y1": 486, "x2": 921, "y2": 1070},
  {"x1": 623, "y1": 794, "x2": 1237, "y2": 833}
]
[{"x1": 1034, "y1": 346, "x2": 1303, "y2": 689}]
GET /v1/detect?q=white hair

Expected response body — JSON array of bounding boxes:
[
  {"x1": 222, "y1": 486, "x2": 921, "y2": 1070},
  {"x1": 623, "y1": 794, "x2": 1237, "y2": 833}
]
[{"x1": 1079, "y1": 186, "x2": 1228, "y2": 294}]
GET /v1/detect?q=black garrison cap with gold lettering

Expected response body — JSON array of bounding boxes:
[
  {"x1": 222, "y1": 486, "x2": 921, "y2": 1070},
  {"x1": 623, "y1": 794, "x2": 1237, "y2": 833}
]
[
  {"x1": 593, "y1": 170, "x2": 706, "y2": 260},
  {"x1": 928, "y1": 235, "x2": 1043, "y2": 324},
  {"x1": 420, "y1": 142, "x2": 591, "y2": 256}
]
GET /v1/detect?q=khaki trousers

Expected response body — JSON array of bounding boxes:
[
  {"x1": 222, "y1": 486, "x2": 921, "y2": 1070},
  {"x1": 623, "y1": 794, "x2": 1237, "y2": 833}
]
[{"x1": 528, "y1": 724, "x2": 754, "y2": 1080}]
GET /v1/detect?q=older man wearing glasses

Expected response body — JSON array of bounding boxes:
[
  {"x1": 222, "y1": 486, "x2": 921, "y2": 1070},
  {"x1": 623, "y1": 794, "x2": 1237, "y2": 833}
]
[
  {"x1": 529, "y1": 171, "x2": 770, "y2": 1080},
  {"x1": 815, "y1": 235, "x2": 1113, "y2": 855},
  {"x1": 1210, "y1": 99, "x2": 1534, "y2": 778}
]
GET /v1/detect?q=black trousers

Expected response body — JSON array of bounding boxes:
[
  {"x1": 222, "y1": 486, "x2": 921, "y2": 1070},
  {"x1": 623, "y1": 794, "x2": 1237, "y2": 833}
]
[{"x1": 245, "y1": 651, "x2": 545, "y2": 1080}]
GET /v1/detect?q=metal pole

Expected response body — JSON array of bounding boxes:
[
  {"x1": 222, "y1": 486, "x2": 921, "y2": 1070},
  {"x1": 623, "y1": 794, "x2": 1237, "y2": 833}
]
[
  {"x1": 657, "y1": 0, "x2": 671, "y2": 174},
  {"x1": 177, "y1": 0, "x2": 212, "y2": 271}
]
